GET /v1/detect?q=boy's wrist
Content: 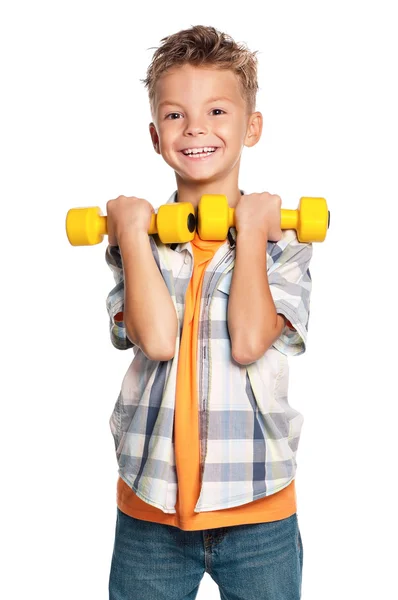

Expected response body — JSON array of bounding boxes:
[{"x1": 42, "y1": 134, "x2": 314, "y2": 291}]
[
  {"x1": 117, "y1": 229, "x2": 149, "y2": 248},
  {"x1": 236, "y1": 227, "x2": 269, "y2": 244}
]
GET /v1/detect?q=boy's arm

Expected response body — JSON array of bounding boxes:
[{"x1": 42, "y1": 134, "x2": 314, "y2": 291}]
[
  {"x1": 228, "y1": 230, "x2": 283, "y2": 365},
  {"x1": 228, "y1": 230, "x2": 312, "y2": 364},
  {"x1": 119, "y1": 231, "x2": 178, "y2": 361},
  {"x1": 107, "y1": 232, "x2": 178, "y2": 360}
]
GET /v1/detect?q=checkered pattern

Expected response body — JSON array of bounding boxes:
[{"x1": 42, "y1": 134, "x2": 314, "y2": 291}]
[{"x1": 105, "y1": 191, "x2": 312, "y2": 513}]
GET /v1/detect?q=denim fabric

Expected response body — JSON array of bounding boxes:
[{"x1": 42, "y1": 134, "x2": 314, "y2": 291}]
[{"x1": 109, "y1": 508, "x2": 303, "y2": 600}]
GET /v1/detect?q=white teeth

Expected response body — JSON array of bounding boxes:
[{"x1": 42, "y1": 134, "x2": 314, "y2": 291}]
[{"x1": 182, "y1": 147, "x2": 216, "y2": 155}]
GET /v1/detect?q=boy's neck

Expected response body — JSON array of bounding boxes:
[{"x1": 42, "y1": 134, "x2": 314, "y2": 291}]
[{"x1": 174, "y1": 175, "x2": 243, "y2": 211}]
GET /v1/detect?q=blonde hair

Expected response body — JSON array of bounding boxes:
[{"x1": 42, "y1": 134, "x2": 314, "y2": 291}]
[{"x1": 141, "y1": 25, "x2": 259, "y2": 116}]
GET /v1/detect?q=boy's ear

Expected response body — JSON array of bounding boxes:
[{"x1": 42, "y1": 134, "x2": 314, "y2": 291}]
[
  {"x1": 149, "y1": 123, "x2": 160, "y2": 153},
  {"x1": 244, "y1": 112, "x2": 263, "y2": 148}
]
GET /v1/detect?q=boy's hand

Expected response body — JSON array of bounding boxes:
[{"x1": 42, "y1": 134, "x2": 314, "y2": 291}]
[
  {"x1": 234, "y1": 192, "x2": 283, "y2": 242},
  {"x1": 106, "y1": 195, "x2": 155, "y2": 246}
]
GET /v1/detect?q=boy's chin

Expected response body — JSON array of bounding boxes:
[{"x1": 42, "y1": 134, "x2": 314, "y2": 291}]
[{"x1": 174, "y1": 167, "x2": 223, "y2": 185}]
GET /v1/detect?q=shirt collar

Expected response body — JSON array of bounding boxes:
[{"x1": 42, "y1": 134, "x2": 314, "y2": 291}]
[{"x1": 165, "y1": 190, "x2": 243, "y2": 251}]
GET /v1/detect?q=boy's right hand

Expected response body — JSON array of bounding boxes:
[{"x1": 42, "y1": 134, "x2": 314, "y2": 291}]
[{"x1": 106, "y1": 195, "x2": 155, "y2": 246}]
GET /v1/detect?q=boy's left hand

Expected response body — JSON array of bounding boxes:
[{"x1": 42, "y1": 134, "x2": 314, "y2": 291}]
[{"x1": 234, "y1": 192, "x2": 283, "y2": 242}]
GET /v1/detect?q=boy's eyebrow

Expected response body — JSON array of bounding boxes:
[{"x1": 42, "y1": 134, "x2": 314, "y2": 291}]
[{"x1": 158, "y1": 96, "x2": 233, "y2": 109}]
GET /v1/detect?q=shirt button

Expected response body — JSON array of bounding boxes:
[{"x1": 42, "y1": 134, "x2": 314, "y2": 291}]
[{"x1": 184, "y1": 256, "x2": 189, "y2": 264}]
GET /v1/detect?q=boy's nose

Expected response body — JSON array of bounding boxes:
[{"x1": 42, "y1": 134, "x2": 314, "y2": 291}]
[{"x1": 184, "y1": 121, "x2": 208, "y2": 136}]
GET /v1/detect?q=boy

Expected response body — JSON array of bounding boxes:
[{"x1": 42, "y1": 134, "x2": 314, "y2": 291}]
[{"x1": 106, "y1": 25, "x2": 311, "y2": 600}]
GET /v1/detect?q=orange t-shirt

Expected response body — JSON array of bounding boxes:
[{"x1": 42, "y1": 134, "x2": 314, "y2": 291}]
[{"x1": 116, "y1": 231, "x2": 297, "y2": 530}]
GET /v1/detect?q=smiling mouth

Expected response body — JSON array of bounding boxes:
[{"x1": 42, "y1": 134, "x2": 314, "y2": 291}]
[{"x1": 180, "y1": 148, "x2": 220, "y2": 160}]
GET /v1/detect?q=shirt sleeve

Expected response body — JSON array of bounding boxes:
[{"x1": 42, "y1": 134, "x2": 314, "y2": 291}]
[
  {"x1": 105, "y1": 244, "x2": 135, "y2": 351},
  {"x1": 267, "y1": 232, "x2": 313, "y2": 356}
]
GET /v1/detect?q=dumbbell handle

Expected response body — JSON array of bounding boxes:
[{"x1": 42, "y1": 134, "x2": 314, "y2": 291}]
[
  {"x1": 281, "y1": 209, "x2": 301, "y2": 230},
  {"x1": 222, "y1": 208, "x2": 322, "y2": 230},
  {"x1": 91, "y1": 213, "x2": 158, "y2": 237}
]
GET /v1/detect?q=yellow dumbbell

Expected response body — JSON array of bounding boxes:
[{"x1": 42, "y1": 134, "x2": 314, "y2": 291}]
[
  {"x1": 65, "y1": 202, "x2": 196, "y2": 246},
  {"x1": 197, "y1": 195, "x2": 329, "y2": 243},
  {"x1": 66, "y1": 194, "x2": 329, "y2": 246}
]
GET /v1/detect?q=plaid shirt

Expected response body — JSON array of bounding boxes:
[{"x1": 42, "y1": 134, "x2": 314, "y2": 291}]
[{"x1": 105, "y1": 190, "x2": 312, "y2": 513}]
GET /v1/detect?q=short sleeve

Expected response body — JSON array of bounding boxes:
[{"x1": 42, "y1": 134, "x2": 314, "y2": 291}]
[
  {"x1": 267, "y1": 232, "x2": 313, "y2": 356},
  {"x1": 105, "y1": 244, "x2": 134, "y2": 351}
]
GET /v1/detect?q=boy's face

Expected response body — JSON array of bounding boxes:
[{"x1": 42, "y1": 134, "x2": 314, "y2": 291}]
[{"x1": 149, "y1": 64, "x2": 262, "y2": 184}]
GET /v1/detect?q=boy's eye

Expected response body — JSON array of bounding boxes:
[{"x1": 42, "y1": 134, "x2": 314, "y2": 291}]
[{"x1": 165, "y1": 109, "x2": 225, "y2": 120}]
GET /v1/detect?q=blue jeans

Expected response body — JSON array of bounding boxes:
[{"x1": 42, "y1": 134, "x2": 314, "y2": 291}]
[{"x1": 109, "y1": 507, "x2": 303, "y2": 599}]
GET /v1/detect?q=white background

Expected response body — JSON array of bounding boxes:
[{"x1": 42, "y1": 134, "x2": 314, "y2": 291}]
[{"x1": 1, "y1": 1, "x2": 397, "y2": 598}]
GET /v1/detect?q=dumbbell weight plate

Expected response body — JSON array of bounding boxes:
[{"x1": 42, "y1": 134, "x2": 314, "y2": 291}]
[
  {"x1": 156, "y1": 202, "x2": 196, "y2": 244},
  {"x1": 197, "y1": 195, "x2": 233, "y2": 240}
]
